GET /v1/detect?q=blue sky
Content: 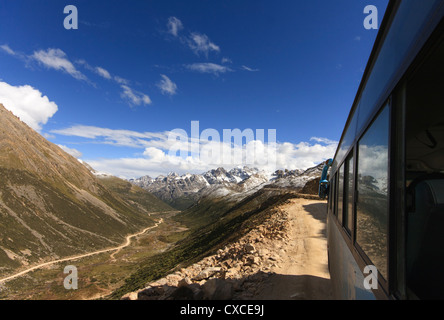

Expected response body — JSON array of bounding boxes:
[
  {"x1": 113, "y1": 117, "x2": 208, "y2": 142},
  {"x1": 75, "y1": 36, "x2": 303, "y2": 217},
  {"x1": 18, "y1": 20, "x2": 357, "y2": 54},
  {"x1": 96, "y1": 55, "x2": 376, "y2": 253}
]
[{"x1": 0, "y1": 0, "x2": 388, "y2": 178}]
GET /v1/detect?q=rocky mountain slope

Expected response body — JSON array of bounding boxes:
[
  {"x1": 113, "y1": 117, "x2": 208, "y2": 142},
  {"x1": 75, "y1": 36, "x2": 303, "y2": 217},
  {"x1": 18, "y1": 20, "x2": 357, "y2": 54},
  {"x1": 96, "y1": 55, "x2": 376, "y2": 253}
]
[
  {"x1": 264, "y1": 164, "x2": 324, "y2": 190},
  {"x1": 130, "y1": 163, "x2": 325, "y2": 210},
  {"x1": 0, "y1": 103, "x2": 173, "y2": 274},
  {"x1": 0, "y1": 101, "x2": 330, "y2": 300},
  {"x1": 130, "y1": 167, "x2": 270, "y2": 210},
  {"x1": 107, "y1": 162, "x2": 327, "y2": 299},
  {"x1": 120, "y1": 197, "x2": 331, "y2": 301},
  {"x1": 121, "y1": 204, "x2": 292, "y2": 300}
]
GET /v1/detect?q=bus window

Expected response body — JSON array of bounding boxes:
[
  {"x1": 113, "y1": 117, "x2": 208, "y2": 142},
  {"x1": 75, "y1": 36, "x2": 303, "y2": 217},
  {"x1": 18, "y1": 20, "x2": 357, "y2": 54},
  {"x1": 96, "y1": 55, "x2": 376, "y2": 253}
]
[
  {"x1": 344, "y1": 154, "x2": 354, "y2": 234},
  {"x1": 338, "y1": 165, "x2": 344, "y2": 225},
  {"x1": 356, "y1": 104, "x2": 390, "y2": 281},
  {"x1": 405, "y1": 36, "x2": 444, "y2": 300},
  {"x1": 331, "y1": 173, "x2": 336, "y2": 214}
]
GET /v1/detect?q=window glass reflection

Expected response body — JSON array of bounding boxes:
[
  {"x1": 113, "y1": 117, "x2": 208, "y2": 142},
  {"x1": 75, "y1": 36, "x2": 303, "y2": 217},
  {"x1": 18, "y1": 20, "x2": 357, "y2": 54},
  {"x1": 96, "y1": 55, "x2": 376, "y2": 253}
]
[
  {"x1": 356, "y1": 104, "x2": 390, "y2": 280},
  {"x1": 338, "y1": 165, "x2": 344, "y2": 224},
  {"x1": 345, "y1": 155, "x2": 354, "y2": 233}
]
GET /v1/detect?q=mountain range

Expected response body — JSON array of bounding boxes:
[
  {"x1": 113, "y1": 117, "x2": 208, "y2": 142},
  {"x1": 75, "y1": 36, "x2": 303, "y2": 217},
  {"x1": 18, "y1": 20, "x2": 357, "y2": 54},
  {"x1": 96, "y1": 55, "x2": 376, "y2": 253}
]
[
  {"x1": 129, "y1": 164, "x2": 324, "y2": 210},
  {"x1": 0, "y1": 101, "x2": 326, "y2": 299},
  {"x1": 128, "y1": 167, "x2": 266, "y2": 209}
]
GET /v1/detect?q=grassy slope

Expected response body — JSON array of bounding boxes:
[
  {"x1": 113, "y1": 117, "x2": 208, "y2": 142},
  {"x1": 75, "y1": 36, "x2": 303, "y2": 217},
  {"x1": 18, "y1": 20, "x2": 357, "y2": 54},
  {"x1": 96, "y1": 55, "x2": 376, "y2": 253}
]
[
  {"x1": 0, "y1": 168, "x2": 162, "y2": 269},
  {"x1": 97, "y1": 176, "x2": 174, "y2": 214},
  {"x1": 163, "y1": 196, "x2": 197, "y2": 211},
  {"x1": 0, "y1": 105, "x2": 174, "y2": 272},
  {"x1": 109, "y1": 188, "x2": 298, "y2": 299}
]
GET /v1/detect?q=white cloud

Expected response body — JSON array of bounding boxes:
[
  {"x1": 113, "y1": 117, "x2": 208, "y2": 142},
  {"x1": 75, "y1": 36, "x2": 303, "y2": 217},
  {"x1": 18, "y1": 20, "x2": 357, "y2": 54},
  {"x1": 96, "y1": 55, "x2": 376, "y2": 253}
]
[
  {"x1": 95, "y1": 66, "x2": 112, "y2": 80},
  {"x1": 143, "y1": 147, "x2": 167, "y2": 161},
  {"x1": 76, "y1": 60, "x2": 113, "y2": 80},
  {"x1": 75, "y1": 59, "x2": 153, "y2": 106},
  {"x1": 273, "y1": 140, "x2": 338, "y2": 171},
  {"x1": 3, "y1": 45, "x2": 153, "y2": 106},
  {"x1": 32, "y1": 48, "x2": 88, "y2": 81},
  {"x1": 51, "y1": 125, "x2": 167, "y2": 148},
  {"x1": 113, "y1": 75, "x2": 129, "y2": 85},
  {"x1": 0, "y1": 81, "x2": 58, "y2": 131},
  {"x1": 120, "y1": 85, "x2": 152, "y2": 106},
  {"x1": 1, "y1": 44, "x2": 29, "y2": 62},
  {"x1": 4, "y1": 46, "x2": 88, "y2": 82},
  {"x1": 221, "y1": 57, "x2": 232, "y2": 64},
  {"x1": 51, "y1": 124, "x2": 338, "y2": 179},
  {"x1": 0, "y1": 44, "x2": 16, "y2": 56},
  {"x1": 185, "y1": 63, "x2": 232, "y2": 76},
  {"x1": 310, "y1": 137, "x2": 338, "y2": 145},
  {"x1": 57, "y1": 144, "x2": 83, "y2": 158},
  {"x1": 157, "y1": 74, "x2": 177, "y2": 96},
  {"x1": 187, "y1": 32, "x2": 220, "y2": 57},
  {"x1": 43, "y1": 133, "x2": 56, "y2": 139},
  {"x1": 164, "y1": 19, "x2": 220, "y2": 58},
  {"x1": 167, "y1": 17, "x2": 184, "y2": 37},
  {"x1": 85, "y1": 157, "x2": 171, "y2": 179},
  {"x1": 241, "y1": 65, "x2": 259, "y2": 72},
  {"x1": 75, "y1": 59, "x2": 154, "y2": 107},
  {"x1": 84, "y1": 137, "x2": 337, "y2": 179}
]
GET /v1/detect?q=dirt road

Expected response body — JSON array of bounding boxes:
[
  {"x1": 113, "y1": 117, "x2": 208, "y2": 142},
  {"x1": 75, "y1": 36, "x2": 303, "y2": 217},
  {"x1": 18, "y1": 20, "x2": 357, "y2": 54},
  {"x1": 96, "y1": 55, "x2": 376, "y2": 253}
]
[
  {"x1": 0, "y1": 218, "x2": 164, "y2": 285},
  {"x1": 110, "y1": 218, "x2": 163, "y2": 260},
  {"x1": 115, "y1": 198, "x2": 333, "y2": 301},
  {"x1": 256, "y1": 198, "x2": 332, "y2": 300}
]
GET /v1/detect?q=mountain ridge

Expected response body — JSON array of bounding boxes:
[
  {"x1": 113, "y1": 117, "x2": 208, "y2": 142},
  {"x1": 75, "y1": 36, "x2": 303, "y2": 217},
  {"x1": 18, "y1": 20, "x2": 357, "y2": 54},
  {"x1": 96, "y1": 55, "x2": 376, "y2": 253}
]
[
  {"x1": 129, "y1": 163, "x2": 324, "y2": 210},
  {"x1": 129, "y1": 166, "x2": 271, "y2": 210},
  {"x1": 0, "y1": 103, "x2": 173, "y2": 273}
]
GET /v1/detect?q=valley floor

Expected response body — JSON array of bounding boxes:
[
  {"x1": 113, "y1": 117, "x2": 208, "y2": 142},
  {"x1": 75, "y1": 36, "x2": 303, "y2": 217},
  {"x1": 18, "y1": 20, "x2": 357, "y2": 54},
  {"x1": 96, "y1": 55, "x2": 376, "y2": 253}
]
[
  {"x1": 0, "y1": 211, "x2": 183, "y2": 300},
  {"x1": 0, "y1": 197, "x2": 332, "y2": 300},
  {"x1": 0, "y1": 218, "x2": 165, "y2": 285}
]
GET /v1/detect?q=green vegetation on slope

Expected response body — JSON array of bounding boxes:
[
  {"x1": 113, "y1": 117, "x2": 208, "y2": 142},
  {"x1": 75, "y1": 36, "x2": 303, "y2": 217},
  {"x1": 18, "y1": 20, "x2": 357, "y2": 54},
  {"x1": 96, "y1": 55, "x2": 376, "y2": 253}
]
[
  {"x1": 163, "y1": 196, "x2": 197, "y2": 211},
  {"x1": 0, "y1": 104, "x2": 174, "y2": 274},
  {"x1": 109, "y1": 189, "x2": 298, "y2": 299},
  {"x1": 97, "y1": 176, "x2": 174, "y2": 214},
  {"x1": 0, "y1": 168, "x2": 154, "y2": 268}
]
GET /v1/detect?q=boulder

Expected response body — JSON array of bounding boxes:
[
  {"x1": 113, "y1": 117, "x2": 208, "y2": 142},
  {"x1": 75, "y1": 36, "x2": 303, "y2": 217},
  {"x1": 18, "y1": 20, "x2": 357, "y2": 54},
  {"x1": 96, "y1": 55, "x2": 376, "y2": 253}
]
[
  {"x1": 202, "y1": 279, "x2": 233, "y2": 300},
  {"x1": 166, "y1": 274, "x2": 182, "y2": 286},
  {"x1": 138, "y1": 286, "x2": 163, "y2": 300},
  {"x1": 120, "y1": 292, "x2": 138, "y2": 300},
  {"x1": 194, "y1": 267, "x2": 222, "y2": 281},
  {"x1": 178, "y1": 277, "x2": 193, "y2": 288},
  {"x1": 244, "y1": 244, "x2": 255, "y2": 253},
  {"x1": 168, "y1": 286, "x2": 195, "y2": 300}
]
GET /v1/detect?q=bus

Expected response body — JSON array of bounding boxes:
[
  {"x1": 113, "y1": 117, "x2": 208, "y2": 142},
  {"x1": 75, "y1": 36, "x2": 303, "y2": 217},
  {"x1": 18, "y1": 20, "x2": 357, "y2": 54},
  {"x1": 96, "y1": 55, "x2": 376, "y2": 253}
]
[{"x1": 327, "y1": 0, "x2": 444, "y2": 300}]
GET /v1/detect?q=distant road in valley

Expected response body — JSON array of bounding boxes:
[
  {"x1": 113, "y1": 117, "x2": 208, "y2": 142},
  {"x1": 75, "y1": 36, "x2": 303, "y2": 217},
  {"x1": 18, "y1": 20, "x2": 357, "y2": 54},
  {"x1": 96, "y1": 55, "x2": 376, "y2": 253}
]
[{"x1": 0, "y1": 217, "x2": 166, "y2": 285}]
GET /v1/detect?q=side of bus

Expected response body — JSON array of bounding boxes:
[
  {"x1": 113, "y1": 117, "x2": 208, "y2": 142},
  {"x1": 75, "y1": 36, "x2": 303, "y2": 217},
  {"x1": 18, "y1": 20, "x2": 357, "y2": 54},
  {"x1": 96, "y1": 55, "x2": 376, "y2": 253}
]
[{"x1": 327, "y1": 0, "x2": 444, "y2": 300}]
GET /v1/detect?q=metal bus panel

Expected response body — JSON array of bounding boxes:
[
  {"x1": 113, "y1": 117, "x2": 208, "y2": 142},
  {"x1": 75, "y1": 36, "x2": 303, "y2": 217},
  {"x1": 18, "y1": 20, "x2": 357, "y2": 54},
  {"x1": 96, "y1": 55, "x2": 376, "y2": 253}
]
[
  {"x1": 327, "y1": 212, "x2": 376, "y2": 300},
  {"x1": 331, "y1": 105, "x2": 358, "y2": 174},
  {"x1": 356, "y1": 0, "x2": 444, "y2": 136},
  {"x1": 328, "y1": 0, "x2": 444, "y2": 299},
  {"x1": 331, "y1": 0, "x2": 444, "y2": 173}
]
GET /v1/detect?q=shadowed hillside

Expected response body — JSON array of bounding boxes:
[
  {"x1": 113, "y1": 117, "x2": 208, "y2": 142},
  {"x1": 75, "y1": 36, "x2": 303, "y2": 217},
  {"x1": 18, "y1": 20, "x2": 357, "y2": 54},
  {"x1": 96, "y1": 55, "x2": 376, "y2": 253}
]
[
  {"x1": 0, "y1": 104, "x2": 173, "y2": 275},
  {"x1": 109, "y1": 187, "x2": 301, "y2": 298}
]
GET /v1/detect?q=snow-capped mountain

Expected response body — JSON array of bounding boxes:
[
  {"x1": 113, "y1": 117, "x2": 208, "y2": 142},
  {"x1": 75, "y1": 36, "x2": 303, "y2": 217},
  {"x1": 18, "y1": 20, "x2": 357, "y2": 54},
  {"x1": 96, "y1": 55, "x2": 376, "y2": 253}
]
[
  {"x1": 129, "y1": 163, "x2": 328, "y2": 210},
  {"x1": 266, "y1": 163, "x2": 325, "y2": 189},
  {"x1": 129, "y1": 167, "x2": 270, "y2": 209}
]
